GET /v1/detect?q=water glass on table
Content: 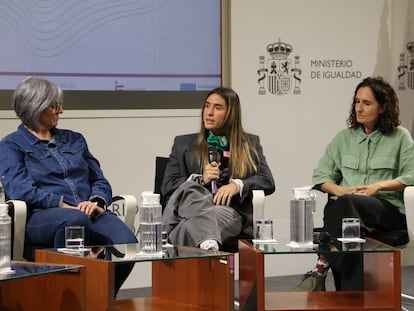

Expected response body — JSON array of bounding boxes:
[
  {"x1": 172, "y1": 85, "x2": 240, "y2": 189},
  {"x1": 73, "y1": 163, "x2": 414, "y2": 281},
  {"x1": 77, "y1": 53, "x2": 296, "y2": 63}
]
[
  {"x1": 65, "y1": 226, "x2": 85, "y2": 250},
  {"x1": 255, "y1": 219, "x2": 274, "y2": 241},
  {"x1": 342, "y1": 218, "x2": 360, "y2": 239},
  {"x1": 341, "y1": 217, "x2": 361, "y2": 250}
]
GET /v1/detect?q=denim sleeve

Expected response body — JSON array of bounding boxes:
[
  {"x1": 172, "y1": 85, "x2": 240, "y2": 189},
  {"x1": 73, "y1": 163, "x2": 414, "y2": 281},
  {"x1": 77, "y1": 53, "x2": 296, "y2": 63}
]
[{"x1": 0, "y1": 141, "x2": 63, "y2": 209}]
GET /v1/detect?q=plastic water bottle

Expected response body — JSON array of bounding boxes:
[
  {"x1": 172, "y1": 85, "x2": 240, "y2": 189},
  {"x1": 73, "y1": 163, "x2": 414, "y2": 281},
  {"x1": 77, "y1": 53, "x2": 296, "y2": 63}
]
[
  {"x1": 0, "y1": 203, "x2": 14, "y2": 274},
  {"x1": 138, "y1": 192, "x2": 163, "y2": 257},
  {"x1": 290, "y1": 187, "x2": 316, "y2": 246},
  {"x1": 0, "y1": 185, "x2": 5, "y2": 203}
]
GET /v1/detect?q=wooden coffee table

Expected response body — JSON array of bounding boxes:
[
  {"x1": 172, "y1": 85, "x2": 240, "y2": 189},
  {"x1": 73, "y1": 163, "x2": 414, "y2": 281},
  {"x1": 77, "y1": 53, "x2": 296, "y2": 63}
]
[
  {"x1": 36, "y1": 244, "x2": 234, "y2": 311},
  {"x1": 0, "y1": 261, "x2": 85, "y2": 310}
]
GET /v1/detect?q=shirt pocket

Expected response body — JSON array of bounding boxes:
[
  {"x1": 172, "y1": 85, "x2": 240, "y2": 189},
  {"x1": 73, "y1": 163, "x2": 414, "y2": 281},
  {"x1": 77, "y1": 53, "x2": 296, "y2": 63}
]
[
  {"x1": 342, "y1": 154, "x2": 359, "y2": 170},
  {"x1": 25, "y1": 149, "x2": 57, "y2": 177},
  {"x1": 60, "y1": 140, "x2": 85, "y2": 154},
  {"x1": 370, "y1": 157, "x2": 396, "y2": 170},
  {"x1": 60, "y1": 141, "x2": 88, "y2": 171}
]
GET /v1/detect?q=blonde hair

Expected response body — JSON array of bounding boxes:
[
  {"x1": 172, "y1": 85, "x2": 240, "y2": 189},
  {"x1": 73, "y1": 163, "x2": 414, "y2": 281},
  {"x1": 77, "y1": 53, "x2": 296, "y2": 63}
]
[{"x1": 194, "y1": 87, "x2": 258, "y2": 178}]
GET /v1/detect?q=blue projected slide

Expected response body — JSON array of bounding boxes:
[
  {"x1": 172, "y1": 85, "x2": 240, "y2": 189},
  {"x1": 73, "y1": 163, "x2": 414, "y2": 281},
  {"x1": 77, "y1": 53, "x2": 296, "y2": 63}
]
[{"x1": 0, "y1": 0, "x2": 221, "y2": 91}]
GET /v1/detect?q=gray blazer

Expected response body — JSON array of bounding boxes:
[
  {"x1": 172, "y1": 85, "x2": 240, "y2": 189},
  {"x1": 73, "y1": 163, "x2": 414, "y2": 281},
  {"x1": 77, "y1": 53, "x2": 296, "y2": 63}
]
[{"x1": 161, "y1": 133, "x2": 275, "y2": 236}]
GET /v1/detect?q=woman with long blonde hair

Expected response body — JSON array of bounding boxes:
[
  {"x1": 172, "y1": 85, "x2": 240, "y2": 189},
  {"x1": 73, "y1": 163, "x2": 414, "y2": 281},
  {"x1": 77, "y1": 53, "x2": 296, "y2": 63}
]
[{"x1": 161, "y1": 87, "x2": 275, "y2": 250}]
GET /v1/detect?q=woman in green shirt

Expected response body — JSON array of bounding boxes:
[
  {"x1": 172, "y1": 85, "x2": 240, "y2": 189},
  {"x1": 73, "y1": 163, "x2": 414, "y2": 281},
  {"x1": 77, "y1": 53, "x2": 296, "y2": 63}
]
[{"x1": 293, "y1": 76, "x2": 414, "y2": 292}]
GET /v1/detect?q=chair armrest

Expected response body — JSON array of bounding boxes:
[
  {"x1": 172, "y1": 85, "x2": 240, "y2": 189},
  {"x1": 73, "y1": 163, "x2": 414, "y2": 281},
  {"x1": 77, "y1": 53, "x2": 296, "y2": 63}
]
[
  {"x1": 111, "y1": 195, "x2": 138, "y2": 232},
  {"x1": 7, "y1": 200, "x2": 27, "y2": 261},
  {"x1": 404, "y1": 186, "x2": 414, "y2": 245},
  {"x1": 252, "y1": 190, "x2": 265, "y2": 236}
]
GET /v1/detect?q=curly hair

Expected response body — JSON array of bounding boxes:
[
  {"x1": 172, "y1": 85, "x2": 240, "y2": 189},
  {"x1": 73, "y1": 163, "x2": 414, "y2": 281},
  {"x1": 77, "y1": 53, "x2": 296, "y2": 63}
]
[{"x1": 346, "y1": 77, "x2": 400, "y2": 134}]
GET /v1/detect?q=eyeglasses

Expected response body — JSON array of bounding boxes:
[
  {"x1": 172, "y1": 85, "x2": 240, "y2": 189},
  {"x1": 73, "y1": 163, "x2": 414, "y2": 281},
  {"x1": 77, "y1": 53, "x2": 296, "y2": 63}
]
[{"x1": 52, "y1": 102, "x2": 63, "y2": 113}]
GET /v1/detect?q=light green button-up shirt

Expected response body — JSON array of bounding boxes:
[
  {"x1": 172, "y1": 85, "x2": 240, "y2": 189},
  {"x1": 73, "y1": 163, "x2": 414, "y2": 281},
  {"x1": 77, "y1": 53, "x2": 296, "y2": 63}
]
[{"x1": 312, "y1": 126, "x2": 414, "y2": 214}]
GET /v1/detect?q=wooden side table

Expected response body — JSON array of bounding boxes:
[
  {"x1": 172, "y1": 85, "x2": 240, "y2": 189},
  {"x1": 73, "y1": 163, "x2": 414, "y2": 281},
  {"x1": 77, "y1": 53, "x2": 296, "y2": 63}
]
[{"x1": 238, "y1": 238, "x2": 401, "y2": 311}]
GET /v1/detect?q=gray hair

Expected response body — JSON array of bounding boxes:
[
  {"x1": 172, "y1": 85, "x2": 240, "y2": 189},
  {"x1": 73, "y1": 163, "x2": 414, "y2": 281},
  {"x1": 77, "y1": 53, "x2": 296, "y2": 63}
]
[{"x1": 12, "y1": 77, "x2": 63, "y2": 130}]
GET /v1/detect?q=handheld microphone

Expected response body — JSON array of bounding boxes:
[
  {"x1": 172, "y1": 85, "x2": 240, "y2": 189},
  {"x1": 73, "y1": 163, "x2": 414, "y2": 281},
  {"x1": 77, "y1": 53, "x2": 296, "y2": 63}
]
[
  {"x1": 317, "y1": 231, "x2": 335, "y2": 251},
  {"x1": 208, "y1": 146, "x2": 218, "y2": 194}
]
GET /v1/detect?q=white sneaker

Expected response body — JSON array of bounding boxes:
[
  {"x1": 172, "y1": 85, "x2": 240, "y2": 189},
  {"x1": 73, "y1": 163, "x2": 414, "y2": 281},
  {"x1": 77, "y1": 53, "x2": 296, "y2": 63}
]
[{"x1": 200, "y1": 239, "x2": 219, "y2": 251}]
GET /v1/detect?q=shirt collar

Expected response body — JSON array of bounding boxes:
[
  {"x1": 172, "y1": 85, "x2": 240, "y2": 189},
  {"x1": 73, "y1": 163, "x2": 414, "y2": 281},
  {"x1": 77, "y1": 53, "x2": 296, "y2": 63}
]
[
  {"x1": 355, "y1": 126, "x2": 382, "y2": 144},
  {"x1": 18, "y1": 124, "x2": 63, "y2": 145}
]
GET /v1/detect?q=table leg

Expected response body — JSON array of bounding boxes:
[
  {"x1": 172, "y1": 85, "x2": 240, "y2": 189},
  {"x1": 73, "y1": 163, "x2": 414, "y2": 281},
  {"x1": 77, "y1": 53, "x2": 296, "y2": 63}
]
[
  {"x1": 152, "y1": 256, "x2": 235, "y2": 311},
  {"x1": 36, "y1": 249, "x2": 115, "y2": 311},
  {"x1": 239, "y1": 240, "x2": 264, "y2": 311}
]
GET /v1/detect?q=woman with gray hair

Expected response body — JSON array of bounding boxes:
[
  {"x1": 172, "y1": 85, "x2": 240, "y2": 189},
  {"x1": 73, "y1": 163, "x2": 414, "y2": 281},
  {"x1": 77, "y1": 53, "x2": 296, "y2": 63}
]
[{"x1": 0, "y1": 77, "x2": 137, "y2": 295}]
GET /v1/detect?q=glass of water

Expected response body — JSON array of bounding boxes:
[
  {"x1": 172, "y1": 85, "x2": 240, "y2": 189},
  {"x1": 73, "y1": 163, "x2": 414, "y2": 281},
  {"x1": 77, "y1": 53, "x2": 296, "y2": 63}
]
[
  {"x1": 65, "y1": 226, "x2": 85, "y2": 250},
  {"x1": 342, "y1": 218, "x2": 360, "y2": 239},
  {"x1": 255, "y1": 219, "x2": 274, "y2": 240}
]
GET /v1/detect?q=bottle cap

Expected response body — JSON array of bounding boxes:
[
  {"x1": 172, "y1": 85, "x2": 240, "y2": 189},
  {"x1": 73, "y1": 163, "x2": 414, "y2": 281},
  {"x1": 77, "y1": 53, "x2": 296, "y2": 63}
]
[
  {"x1": 293, "y1": 186, "x2": 313, "y2": 199},
  {"x1": 141, "y1": 191, "x2": 160, "y2": 204}
]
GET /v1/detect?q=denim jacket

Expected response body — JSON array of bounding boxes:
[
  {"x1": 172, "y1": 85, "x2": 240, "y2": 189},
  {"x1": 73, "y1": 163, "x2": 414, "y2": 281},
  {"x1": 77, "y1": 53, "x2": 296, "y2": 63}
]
[{"x1": 0, "y1": 124, "x2": 112, "y2": 210}]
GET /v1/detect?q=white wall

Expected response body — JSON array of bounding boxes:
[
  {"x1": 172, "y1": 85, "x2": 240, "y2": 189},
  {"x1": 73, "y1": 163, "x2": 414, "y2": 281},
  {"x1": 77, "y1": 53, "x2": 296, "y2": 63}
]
[{"x1": 1, "y1": 0, "x2": 413, "y2": 290}]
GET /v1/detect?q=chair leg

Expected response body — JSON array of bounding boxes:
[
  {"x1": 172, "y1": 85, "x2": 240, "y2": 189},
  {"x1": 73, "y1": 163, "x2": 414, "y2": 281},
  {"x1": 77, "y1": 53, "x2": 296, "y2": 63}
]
[
  {"x1": 402, "y1": 293, "x2": 414, "y2": 300},
  {"x1": 234, "y1": 299, "x2": 239, "y2": 310},
  {"x1": 402, "y1": 293, "x2": 414, "y2": 311}
]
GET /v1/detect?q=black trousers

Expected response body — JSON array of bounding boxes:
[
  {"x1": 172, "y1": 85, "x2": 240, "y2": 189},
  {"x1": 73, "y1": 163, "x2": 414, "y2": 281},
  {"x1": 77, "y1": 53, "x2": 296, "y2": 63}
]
[{"x1": 322, "y1": 194, "x2": 406, "y2": 291}]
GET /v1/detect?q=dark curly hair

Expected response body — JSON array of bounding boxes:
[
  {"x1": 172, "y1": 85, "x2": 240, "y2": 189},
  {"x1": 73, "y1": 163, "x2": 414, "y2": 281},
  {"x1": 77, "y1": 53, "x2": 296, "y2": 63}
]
[{"x1": 346, "y1": 77, "x2": 400, "y2": 134}]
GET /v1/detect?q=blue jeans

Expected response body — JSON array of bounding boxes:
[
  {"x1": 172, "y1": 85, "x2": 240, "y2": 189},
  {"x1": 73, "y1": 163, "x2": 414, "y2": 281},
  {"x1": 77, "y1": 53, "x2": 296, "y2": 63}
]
[
  {"x1": 27, "y1": 208, "x2": 137, "y2": 246},
  {"x1": 27, "y1": 207, "x2": 138, "y2": 295}
]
